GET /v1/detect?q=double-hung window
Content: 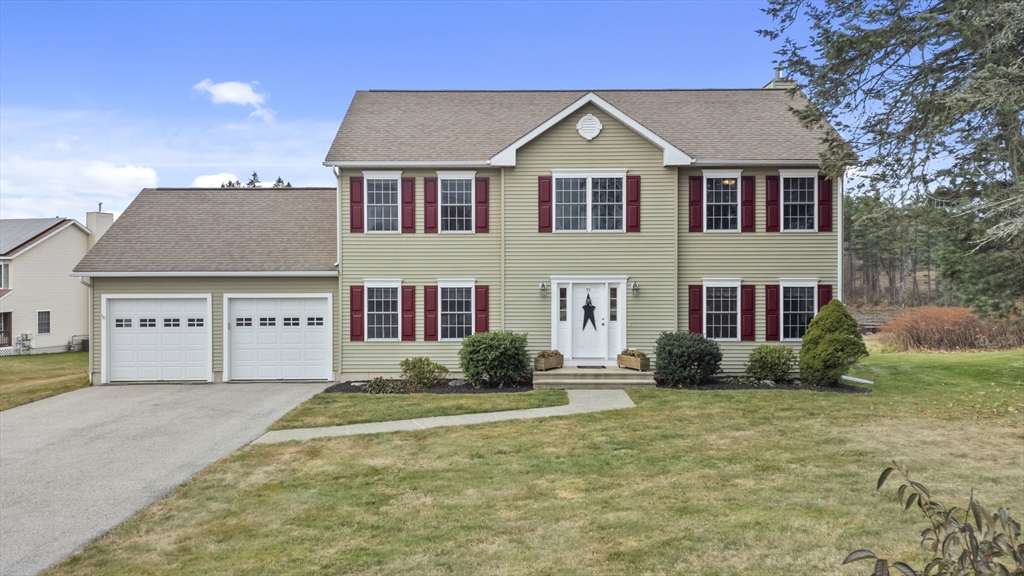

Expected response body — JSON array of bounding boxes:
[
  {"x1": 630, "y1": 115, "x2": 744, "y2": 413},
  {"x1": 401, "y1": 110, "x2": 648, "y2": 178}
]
[
  {"x1": 552, "y1": 170, "x2": 625, "y2": 232},
  {"x1": 778, "y1": 170, "x2": 817, "y2": 231},
  {"x1": 437, "y1": 279, "x2": 475, "y2": 341},
  {"x1": 703, "y1": 170, "x2": 741, "y2": 232},
  {"x1": 0, "y1": 262, "x2": 9, "y2": 289},
  {"x1": 363, "y1": 171, "x2": 401, "y2": 233},
  {"x1": 364, "y1": 280, "x2": 401, "y2": 341},
  {"x1": 703, "y1": 279, "x2": 741, "y2": 341},
  {"x1": 37, "y1": 310, "x2": 51, "y2": 335},
  {"x1": 780, "y1": 279, "x2": 817, "y2": 340},
  {"x1": 438, "y1": 172, "x2": 475, "y2": 233}
]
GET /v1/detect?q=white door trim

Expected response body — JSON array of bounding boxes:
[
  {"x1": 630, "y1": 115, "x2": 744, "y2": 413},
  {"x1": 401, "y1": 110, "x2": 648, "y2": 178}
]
[
  {"x1": 549, "y1": 275, "x2": 628, "y2": 365},
  {"x1": 222, "y1": 293, "x2": 334, "y2": 382},
  {"x1": 100, "y1": 294, "x2": 213, "y2": 385}
]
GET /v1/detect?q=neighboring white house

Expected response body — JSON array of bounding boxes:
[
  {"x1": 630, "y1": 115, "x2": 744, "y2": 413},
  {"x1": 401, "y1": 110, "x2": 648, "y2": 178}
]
[{"x1": 0, "y1": 212, "x2": 112, "y2": 354}]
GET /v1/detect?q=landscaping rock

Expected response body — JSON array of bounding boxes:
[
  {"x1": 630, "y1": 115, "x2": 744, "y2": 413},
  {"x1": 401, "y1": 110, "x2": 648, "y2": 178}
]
[{"x1": 447, "y1": 379, "x2": 468, "y2": 388}]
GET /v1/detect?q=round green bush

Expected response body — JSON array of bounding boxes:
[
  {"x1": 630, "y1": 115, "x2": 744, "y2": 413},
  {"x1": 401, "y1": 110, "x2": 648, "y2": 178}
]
[
  {"x1": 654, "y1": 331, "x2": 722, "y2": 386},
  {"x1": 399, "y1": 356, "x2": 449, "y2": 389},
  {"x1": 745, "y1": 344, "x2": 796, "y2": 383},
  {"x1": 458, "y1": 331, "x2": 530, "y2": 388},
  {"x1": 799, "y1": 299, "x2": 868, "y2": 386}
]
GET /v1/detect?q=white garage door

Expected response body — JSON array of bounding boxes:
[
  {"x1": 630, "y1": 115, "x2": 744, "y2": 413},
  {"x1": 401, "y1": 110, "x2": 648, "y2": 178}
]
[
  {"x1": 228, "y1": 298, "x2": 330, "y2": 380},
  {"x1": 108, "y1": 298, "x2": 209, "y2": 382}
]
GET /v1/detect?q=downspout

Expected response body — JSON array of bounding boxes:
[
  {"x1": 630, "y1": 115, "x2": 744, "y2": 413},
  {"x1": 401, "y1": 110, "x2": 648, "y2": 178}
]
[
  {"x1": 837, "y1": 174, "x2": 844, "y2": 303},
  {"x1": 334, "y1": 165, "x2": 343, "y2": 379},
  {"x1": 674, "y1": 167, "x2": 680, "y2": 329},
  {"x1": 500, "y1": 167, "x2": 506, "y2": 330},
  {"x1": 80, "y1": 276, "x2": 93, "y2": 384}
]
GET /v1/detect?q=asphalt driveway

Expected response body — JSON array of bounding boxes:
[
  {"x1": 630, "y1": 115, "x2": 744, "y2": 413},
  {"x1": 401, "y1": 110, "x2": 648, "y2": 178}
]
[{"x1": 0, "y1": 382, "x2": 325, "y2": 575}]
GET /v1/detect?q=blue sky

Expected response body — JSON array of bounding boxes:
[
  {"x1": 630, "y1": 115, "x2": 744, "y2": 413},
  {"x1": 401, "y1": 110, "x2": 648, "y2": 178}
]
[{"x1": 0, "y1": 0, "x2": 791, "y2": 221}]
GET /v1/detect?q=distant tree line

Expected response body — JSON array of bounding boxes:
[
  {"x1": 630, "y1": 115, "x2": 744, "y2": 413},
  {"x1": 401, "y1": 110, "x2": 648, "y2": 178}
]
[{"x1": 222, "y1": 172, "x2": 291, "y2": 188}]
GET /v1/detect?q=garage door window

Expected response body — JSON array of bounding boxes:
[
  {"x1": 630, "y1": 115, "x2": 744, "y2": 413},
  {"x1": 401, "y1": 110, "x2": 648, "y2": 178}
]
[
  {"x1": 307, "y1": 316, "x2": 324, "y2": 326},
  {"x1": 164, "y1": 318, "x2": 180, "y2": 328},
  {"x1": 236, "y1": 317, "x2": 252, "y2": 327},
  {"x1": 188, "y1": 318, "x2": 204, "y2": 328},
  {"x1": 284, "y1": 317, "x2": 300, "y2": 327},
  {"x1": 140, "y1": 318, "x2": 156, "y2": 327},
  {"x1": 115, "y1": 318, "x2": 132, "y2": 328},
  {"x1": 260, "y1": 317, "x2": 276, "y2": 327}
]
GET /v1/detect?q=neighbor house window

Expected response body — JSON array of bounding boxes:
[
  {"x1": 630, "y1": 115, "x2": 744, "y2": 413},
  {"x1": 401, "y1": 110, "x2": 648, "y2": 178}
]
[
  {"x1": 37, "y1": 310, "x2": 51, "y2": 334},
  {"x1": 552, "y1": 170, "x2": 625, "y2": 232},
  {"x1": 780, "y1": 280, "x2": 818, "y2": 340},
  {"x1": 779, "y1": 170, "x2": 817, "y2": 231},
  {"x1": 365, "y1": 280, "x2": 401, "y2": 341},
  {"x1": 703, "y1": 280, "x2": 740, "y2": 341},
  {"x1": 0, "y1": 263, "x2": 8, "y2": 289},
  {"x1": 363, "y1": 172, "x2": 401, "y2": 232},
  {"x1": 438, "y1": 279, "x2": 475, "y2": 341},
  {"x1": 438, "y1": 172, "x2": 475, "y2": 233},
  {"x1": 703, "y1": 170, "x2": 741, "y2": 231}
]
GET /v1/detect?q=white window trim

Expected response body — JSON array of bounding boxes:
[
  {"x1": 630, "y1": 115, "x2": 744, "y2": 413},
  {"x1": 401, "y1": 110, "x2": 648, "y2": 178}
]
[
  {"x1": 0, "y1": 262, "x2": 9, "y2": 289},
  {"x1": 702, "y1": 170, "x2": 743, "y2": 233},
  {"x1": 702, "y1": 278, "x2": 742, "y2": 342},
  {"x1": 436, "y1": 171, "x2": 477, "y2": 234},
  {"x1": 778, "y1": 169, "x2": 819, "y2": 233},
  {"x1": 363, "y1": 278, "x2": 402, "y2": 342},
  {"x1": 779, "y1": 278, "x2": 819, "y2": 342},
  {"x1": 551, "y1": 169, "x2": 628, "y2": 233},
  {"x1": 362, "y1": 170, "x2": 403, "y2": 235},
  {"x1": 36, "y1": 309, "x2": 51, "y2": 334},
  {"x1": 437, "y1": 278, "x2": 476, "y2": 342}
]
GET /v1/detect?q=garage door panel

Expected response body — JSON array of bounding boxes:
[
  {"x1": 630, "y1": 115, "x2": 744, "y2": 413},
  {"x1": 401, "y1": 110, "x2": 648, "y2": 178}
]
[
  {"x1": 257, "y1": 332, "x2": 280, "y2": 345},
  {"x1": 281, "y1": 332, "x2": 303, "y2": 346},
  {"x1": 185, "y1": 332, "x2": 206, "y2": 346},
  {"x1": 229, "y1": 297, "x2": 330, "y2": 381},
  {"x1": 107, "y1": 298, "x2": 208, "y2": 382}
]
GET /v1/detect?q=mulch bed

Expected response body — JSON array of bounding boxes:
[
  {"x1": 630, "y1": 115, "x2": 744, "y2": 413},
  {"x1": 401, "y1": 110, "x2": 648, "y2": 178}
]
[
  {"x1": 655, "y1": 376, "x2": 871, "y2": 394},
  {"x1": 322, "y1": 379, "x2": 535, "y2": 395}
]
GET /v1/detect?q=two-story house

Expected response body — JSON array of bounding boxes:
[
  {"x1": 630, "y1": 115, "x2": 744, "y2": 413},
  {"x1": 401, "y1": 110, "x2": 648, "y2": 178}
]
[{"x1": 74, "y1": 84, "x2": 841, "y2": 384}]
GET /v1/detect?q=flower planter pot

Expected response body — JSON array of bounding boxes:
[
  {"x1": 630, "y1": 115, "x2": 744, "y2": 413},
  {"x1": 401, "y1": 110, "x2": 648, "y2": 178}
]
[
  {"x1": 617, "y1": 354, "x2": 650, "y2": 372},
  {"x1": 534, "y1": 355, "x2": 564, "y2": 371}
]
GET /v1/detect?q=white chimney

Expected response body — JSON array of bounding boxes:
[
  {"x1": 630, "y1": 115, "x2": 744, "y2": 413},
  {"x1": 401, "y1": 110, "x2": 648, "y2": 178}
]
[{"x1": 86, "y1": 206, "x2": 113, "y2": 250}]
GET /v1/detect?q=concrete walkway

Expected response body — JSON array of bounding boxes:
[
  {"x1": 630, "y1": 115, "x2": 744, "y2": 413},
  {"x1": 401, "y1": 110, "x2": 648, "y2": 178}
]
[{"x1": 254, "y1": 389, "x2": 635, "y2": 444}]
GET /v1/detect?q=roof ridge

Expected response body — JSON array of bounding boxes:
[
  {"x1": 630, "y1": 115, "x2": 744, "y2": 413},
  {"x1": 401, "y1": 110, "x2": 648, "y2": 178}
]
[{"x1": 362, "y1": 88, "x2": 780, "y2": 93}]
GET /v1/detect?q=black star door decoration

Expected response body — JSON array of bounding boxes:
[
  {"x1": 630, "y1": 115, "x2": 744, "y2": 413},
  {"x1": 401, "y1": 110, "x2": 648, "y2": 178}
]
[{"x1": 582, "y1": 293, "x2": 597, "y2": 331}]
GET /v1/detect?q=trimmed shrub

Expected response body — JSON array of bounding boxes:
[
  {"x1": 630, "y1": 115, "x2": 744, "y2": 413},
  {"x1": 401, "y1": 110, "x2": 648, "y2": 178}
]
[
  {"x1": 654, "y1": 331, "x2": 722, "y2": 386},
  {"x1": 363, "y1": 376, "x2": 404, "y2": 394},
  {"x1": 879, "y1": 306, "x2": 1024, "y2": 351},
  {"x1": 399, "y1": 357, "x2": 449, "y2": 390},
  {"x1": 800, "y1": 299, "x2": 868, "y2": 386},
  {"x1": 458, "y1": 331, "x2": 530, "y2": 388},
  {"x1": 745, "y1": 344, "x2": 796, "y2": 383}
]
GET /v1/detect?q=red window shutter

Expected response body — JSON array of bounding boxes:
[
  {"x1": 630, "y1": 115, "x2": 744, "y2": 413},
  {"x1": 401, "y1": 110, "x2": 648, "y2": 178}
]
[
  {"x1": 350, "y1": 177, "x2": 364, "y2": 233},
  {"x1": 626, "y1": 175, "x2": 641, "y2": 232},
  {"x1": 401, "y1": 286, "x2": 415, "y2": 341},
  {"x1": 688, "y1": 176, "x2": 703, "y2": 233},
  {"x1": 741, "y1": 176, "x2": 755, "y2": 232},
  {"x1": 688, "y1": 285, "x2": 703, "y2": 334},
  {"x1": 538, "y1": 176, "x2": 552, "y2": 232},
  {"x1": 350, "y1": 285, "x2": 364, "y2": 341},
  {"x1": 818, "y1": 176, "x2": 833, "y2": 232},
  {"x1": 475, "y1": 285, "x2": 489, "y2": 333},
  {"x1": 766, "y1": 176, "x2": 780, "y2": 232},
  {"x1": 475, "y1": 177, "x2": 489, "y2": 233},
  {"x1": 424, "y1": 178, "x2": 438, "y2": 233},
  {"x1": 741, "y1": 285, "x2": 755, "y2": 341},
  {"x1": 424, "y1": 286, "x2": 438, "y2": 341},
  {"x1": 765, "y1": 285, "x2": 780, "y2": 341},
  {"x1": 817, "y1": 284, "x2": 833, "y2": 311},
  {"x1": 401, "y1": 177, "x2": 416, "y2": 234}
]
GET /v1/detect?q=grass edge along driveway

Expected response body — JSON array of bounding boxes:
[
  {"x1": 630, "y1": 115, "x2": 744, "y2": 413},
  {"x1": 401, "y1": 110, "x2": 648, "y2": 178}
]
[
  {"x1": 49, "y1": 349, "x2": 1024, "y2": 575},
  {"x1": 0, "y1": 352, "x2": 89, "y2": 411}
]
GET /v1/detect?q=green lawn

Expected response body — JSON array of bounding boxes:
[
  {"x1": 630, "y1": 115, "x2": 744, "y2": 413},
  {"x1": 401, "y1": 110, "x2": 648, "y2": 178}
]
[
  {"x1": 0, "y1": 352, "x2": 89, "y2": 411},
  {"x1": 50, "y1": 350, "x2": 1023, "y2": 575},
  {"x1": 270, "y1": 389, "x2": 569, "y2": 430}
]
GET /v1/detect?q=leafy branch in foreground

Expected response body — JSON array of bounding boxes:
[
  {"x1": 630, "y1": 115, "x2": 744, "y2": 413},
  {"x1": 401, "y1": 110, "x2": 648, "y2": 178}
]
[{"x1": 844, "y1": 461, "x2": 1023, "y2": 575}]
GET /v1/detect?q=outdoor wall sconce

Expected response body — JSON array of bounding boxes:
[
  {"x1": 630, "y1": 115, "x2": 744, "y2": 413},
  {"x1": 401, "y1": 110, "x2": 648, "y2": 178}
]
[
  {"x1": 632, "y1": 281, "x2": 640, "y2": 295},
  {"x1": 539, "y1": 282, "x2": 548, "y2": 295}
]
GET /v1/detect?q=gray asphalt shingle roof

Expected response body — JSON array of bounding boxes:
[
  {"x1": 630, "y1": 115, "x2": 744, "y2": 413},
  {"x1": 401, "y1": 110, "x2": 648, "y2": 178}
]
[
  {"x1": 325, "y1": 89, "x2": 828, "y2": 163},
  {"x1": 74, "y1": 188, "x2": 337, "y2": 273},
  {"x1": 0, "y1": 218, "x2": 67, "y2": 256}
]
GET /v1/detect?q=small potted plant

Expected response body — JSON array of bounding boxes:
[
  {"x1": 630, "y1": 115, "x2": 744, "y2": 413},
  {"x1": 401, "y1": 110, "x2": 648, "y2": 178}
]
[
  {"x1": 534, "y1": 349, "x2": 564, "y2": 371},
  {"x1": 617, "y1": 348, "x2": 650, "y2": 371}
]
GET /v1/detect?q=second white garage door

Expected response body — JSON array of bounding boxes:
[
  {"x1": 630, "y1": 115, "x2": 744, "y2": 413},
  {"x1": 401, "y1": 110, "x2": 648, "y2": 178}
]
[{"x1": 228, "y1": 297, "x2": 331, "y2": 381}]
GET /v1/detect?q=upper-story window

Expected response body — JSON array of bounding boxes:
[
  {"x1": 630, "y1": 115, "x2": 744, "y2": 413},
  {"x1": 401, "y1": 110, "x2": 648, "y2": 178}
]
[
  {"x1": 779, "y1": 170, "x2": 818, "y2": 231},
  {"x1": 438, "y1": 172, "x2": 475, "y2": 233},
  {"x1": 363, "y1": 171, "x2": 401, "y2": 233},
  {"x1": 552, "y1": 170, "x2": 625, "y2": 232},
  {"x1": 0, "y1": 262, "x2": 8, "y2": 289},
  {"x1": 703, "y1": 170, "x2": 741, "y2": 232}
]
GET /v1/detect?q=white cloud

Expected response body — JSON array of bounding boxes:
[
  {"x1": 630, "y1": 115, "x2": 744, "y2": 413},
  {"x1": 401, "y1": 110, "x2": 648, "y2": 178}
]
[
  {"x1": 190, "y1": 173, "x2": 239, "y2": 188},
  {"x1": 193, "y1": 78, "x2": 275, "y2": 122}
]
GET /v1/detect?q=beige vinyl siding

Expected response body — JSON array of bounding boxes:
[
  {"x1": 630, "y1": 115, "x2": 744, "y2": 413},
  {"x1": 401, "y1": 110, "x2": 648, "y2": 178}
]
[
  {"x1": 1, "y1": 224, "x2": 90, "y2": 352},
  {"x1": 503, "y1": 103, "x2": 679, "y2": 358},
  {"x1": 338, "y1": 169, "x2": 502, "y2": 373},
  {"x1": 678, "y1": 168, "x2": 839, "y2": 372},
  {"x1": 89, "y1": 277, "x2": 339, "y2": 381}
]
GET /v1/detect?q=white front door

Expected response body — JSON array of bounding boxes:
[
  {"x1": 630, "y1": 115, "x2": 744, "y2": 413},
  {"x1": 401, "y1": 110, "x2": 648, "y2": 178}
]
[
  {"x1": 108, "y1": 298, "x2": 209, "y2": 382},
  {"x1": 228, "y1": 297, "x2": 330, "y2": 380},
  {"x1": 571, "y1": 283, "x2": 606, "y2": 359}
]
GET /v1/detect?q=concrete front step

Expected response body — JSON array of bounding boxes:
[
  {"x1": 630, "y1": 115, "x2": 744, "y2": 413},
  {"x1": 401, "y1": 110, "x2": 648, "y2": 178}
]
[
  {"x1": 534, "y1": 380, "x2": 655, "y2": 390},
  {"x1": 532, "y1": 366, "x2": 656, "y2": 389}
]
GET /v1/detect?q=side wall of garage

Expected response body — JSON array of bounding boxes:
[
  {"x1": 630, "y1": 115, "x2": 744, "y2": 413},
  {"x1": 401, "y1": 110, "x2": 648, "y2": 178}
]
[{"x1": 89, "y1": 277, "x2": 339, "y2": 383}]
